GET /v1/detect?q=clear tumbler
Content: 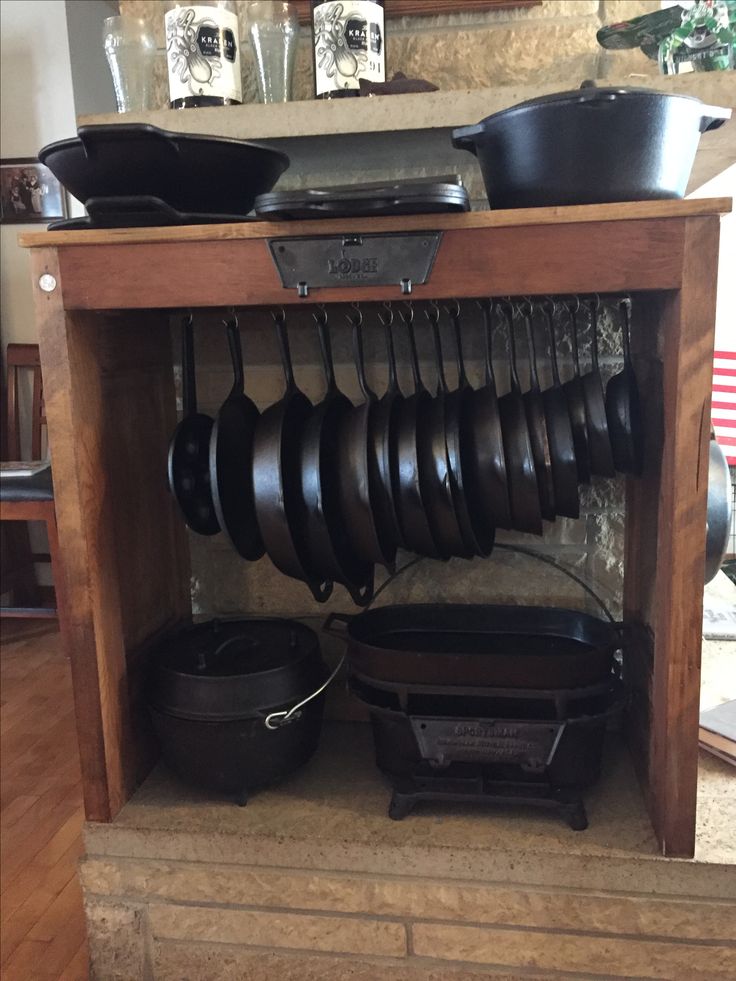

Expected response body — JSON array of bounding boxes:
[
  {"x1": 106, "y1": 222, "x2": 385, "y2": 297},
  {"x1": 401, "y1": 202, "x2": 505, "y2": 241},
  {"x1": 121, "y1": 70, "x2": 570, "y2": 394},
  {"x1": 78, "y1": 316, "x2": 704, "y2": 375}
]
[
  {"x1": 103, "y1": 15, "x2": 156, "y2": 113},
  {"x1": 247, "y1": 2, "x2": 299, "y2": 104}
]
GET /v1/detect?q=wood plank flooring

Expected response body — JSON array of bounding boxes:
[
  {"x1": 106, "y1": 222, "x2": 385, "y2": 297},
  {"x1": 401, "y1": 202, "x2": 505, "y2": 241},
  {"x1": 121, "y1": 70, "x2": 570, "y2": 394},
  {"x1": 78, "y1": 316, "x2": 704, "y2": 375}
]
[{"x1": 1, "y1": 620, "x2": 88, "y2": 980}]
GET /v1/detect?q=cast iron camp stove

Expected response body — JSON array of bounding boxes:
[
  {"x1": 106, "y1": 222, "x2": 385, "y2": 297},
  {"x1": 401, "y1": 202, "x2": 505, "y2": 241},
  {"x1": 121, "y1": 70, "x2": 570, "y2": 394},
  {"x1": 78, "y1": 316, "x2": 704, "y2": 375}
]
[{"x1": 349, "y1": 672, "x2": 625, "y2": 830}]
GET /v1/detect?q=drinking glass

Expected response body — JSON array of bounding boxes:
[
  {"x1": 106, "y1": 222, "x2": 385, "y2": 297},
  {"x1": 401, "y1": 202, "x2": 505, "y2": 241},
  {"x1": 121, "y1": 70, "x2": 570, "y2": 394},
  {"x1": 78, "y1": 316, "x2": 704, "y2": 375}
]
[
  {"x1": 247, "y1": 2, "x2": 299, "y2": 104},
  {"x1": 103, "y1": 15, "x2": 156, "y2": 113}
]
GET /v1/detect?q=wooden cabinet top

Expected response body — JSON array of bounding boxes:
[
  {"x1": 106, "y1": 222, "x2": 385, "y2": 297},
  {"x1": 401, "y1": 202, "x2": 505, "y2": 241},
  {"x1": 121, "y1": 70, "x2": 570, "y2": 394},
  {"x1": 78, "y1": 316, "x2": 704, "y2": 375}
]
[{"x1": 18, "y1": 198, "x2": 732, "y2": 250}]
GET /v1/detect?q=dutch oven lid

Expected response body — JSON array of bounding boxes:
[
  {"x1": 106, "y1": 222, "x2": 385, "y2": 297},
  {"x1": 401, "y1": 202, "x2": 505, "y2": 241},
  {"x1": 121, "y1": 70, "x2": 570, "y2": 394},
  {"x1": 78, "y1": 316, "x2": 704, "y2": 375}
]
[
  {"x1": 478, "y1": 83, "x2": 725, "y2": 124},
  {"x1": 149, "y1": 618, "x2": 326, "y2": 721}
]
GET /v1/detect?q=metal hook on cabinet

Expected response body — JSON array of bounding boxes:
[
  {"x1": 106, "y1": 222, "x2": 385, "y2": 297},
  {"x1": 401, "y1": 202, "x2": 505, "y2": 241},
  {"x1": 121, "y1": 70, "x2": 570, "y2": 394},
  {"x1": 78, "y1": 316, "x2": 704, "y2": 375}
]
[
  {"x1": 377, "y1": 301, "x2": 394, "y2": 328},
  {"x1": 425, "y1": 299, "x2": 441, "y2": 325},
  {"x1": 442, "y1": 297, "x2": 460, "y2": 319},
  {"x1": 346, "y1": 302, "x2": 363, "y2": 328},
  {"x1": 312, "y1": 303, "x2": 328, "y2": 327},
  {"x1": 398, "y1": 300, "x2": 414, "y2": 325},
  {"x1": 271, "y1": 306, "x2": 287, "y2": 325}
]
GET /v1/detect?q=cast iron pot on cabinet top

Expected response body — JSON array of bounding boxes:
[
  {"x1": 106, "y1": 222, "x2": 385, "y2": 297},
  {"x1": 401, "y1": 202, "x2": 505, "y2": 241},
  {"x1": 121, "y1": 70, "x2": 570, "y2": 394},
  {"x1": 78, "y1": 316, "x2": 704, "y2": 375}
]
[
  {"x1": 148, "y1": 618, "x2": 329, "y2": 805},
  {"x1": 452, "y1": 84, "x2": 730, "y2": 208}
]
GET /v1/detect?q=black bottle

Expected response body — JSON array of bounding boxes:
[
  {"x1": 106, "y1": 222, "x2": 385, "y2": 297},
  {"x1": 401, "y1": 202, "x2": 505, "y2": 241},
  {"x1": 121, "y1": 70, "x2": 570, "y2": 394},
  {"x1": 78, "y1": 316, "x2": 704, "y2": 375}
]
[{"x1": 311, "y1": 0, "x2": 385, "y2": 99}]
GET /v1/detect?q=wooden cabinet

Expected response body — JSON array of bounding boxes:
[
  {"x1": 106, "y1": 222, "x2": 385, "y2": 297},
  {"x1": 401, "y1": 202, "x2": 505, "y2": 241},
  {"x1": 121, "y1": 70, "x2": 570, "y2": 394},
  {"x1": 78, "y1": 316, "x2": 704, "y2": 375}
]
[{"x1": 20, "y1": 198, "x2": 730, "y2": 856}]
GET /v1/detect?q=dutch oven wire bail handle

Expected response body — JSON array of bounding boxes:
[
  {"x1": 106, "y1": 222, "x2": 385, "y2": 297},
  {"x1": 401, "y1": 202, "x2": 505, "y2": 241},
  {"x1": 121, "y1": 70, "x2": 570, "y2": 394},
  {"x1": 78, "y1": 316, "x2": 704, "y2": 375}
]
[{"x1": 264, "y1": 655, "x2": 345, "y2": 731}]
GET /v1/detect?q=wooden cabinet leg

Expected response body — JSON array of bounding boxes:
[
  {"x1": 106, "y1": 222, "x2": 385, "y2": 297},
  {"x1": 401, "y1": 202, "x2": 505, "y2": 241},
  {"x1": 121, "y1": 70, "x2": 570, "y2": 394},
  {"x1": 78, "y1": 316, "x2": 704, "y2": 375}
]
[{"x1": 624, "y1": 219, "x2": 721, "y2": 857}]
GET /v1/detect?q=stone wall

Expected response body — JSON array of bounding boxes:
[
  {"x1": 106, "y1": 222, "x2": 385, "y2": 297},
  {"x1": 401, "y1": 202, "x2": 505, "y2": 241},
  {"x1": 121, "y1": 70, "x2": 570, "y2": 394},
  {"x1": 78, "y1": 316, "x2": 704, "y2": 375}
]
[{"x1": 120, "y1": 0, "x2": 661, "y2": 108}]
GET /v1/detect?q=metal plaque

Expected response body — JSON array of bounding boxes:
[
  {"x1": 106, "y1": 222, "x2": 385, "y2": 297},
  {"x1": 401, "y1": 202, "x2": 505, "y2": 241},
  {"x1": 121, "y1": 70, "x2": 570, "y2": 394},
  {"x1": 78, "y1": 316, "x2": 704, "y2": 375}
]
[
  {"x1": 268, "y1": 232, "x2": 441, "y2": 295},
  {"x1": 410, "y1": 717, "x2": 565, "y2": 769}
]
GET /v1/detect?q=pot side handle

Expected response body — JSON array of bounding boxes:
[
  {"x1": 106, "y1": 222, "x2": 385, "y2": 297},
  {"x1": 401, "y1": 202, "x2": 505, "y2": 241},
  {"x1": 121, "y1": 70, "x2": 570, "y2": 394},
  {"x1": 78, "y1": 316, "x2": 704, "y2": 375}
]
[
  {"x1": 699, "y1": 104, "x2": 731, "y2": 132},
  {"x1": 323, "y1": 612, "x2": 352, "y2": 638},
  {"x1": 451, "y1": 124, "x2": 484, "y2": 153}
]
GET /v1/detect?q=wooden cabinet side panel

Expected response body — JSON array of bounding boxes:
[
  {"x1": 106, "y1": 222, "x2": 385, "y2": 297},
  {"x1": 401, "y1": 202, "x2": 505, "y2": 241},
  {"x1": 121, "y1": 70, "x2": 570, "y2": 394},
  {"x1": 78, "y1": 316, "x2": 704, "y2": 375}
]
[
  {"x1": 623, "y1": 218, "x2": 721, "y2": 857},
  {"x1": 32, "y1": 251, "x2": 190, "y2": 821}
]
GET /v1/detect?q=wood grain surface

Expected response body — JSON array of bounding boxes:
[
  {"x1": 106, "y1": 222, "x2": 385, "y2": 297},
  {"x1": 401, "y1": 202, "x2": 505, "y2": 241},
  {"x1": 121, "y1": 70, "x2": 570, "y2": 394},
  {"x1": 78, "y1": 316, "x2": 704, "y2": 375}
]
[
  {"x1": 52, "y1": 219, "x2": 685, "y2": 311},
  {"x1": 17, "y1": 199, "x2": 732, "y2": 250},
  {"x1": 1, "y1": 621, "x2": 88, "y2": 980},
  {"x1": 623, "y1": 218, "x2": 721, "y2": 857}
]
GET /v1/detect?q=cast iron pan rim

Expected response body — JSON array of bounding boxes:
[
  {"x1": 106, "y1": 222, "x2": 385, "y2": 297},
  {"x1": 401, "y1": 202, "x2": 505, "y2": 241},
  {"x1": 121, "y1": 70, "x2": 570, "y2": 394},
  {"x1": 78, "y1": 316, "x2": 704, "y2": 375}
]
[{"x1": 40, "y1": 124, "x2": 290, "y2": 170}]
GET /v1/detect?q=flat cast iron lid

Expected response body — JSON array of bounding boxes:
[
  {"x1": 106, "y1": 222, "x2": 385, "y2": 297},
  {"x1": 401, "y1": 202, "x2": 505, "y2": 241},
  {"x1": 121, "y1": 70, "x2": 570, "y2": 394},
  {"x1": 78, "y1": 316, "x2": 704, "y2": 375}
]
[
  {"x1": 149, "y1": 618, "x2": 324, "y2": 721},
  {"x1": 254, "y1": 175, "x2": 469, "y2": 219}
]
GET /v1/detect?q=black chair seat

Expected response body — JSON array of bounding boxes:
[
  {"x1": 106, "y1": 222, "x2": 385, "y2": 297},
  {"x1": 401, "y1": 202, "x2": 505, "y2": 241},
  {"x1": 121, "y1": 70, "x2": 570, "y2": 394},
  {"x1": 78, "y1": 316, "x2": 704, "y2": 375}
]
[{"x1": 0, "y1": 465, "x2": 54, "y2": 502}]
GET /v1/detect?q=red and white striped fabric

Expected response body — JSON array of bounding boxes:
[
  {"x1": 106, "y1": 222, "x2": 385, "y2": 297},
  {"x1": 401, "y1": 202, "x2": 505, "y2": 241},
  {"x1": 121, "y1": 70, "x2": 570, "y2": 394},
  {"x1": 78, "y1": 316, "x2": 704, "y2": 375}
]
[{"x1": 712, "y1": 350, "x2": 736, "y2": 465}]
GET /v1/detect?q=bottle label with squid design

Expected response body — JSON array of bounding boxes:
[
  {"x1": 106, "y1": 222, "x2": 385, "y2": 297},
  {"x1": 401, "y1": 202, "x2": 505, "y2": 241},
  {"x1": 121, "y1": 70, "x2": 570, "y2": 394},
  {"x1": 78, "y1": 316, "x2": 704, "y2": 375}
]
[
  {"x1": 166, "y1": 5, "x2": 242, "y2": 104},
  {"x1": 314, "y1": 1, "x2": 385, "y2": 95}
]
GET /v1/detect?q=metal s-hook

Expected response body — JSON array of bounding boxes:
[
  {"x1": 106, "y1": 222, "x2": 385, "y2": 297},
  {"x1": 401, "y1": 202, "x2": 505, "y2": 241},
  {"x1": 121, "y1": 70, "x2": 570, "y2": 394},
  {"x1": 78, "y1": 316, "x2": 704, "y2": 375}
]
[
  {"x1": 442, "y1": 297, "x2": 460, "y2": 319},
  {"x1": 271, "y1": 306, "x2": 286, "y2": 325},
  {"x1": 425, "y1": 299, "x2": 441, "y2": 325},
  {"x1": 377, "y1": 300, "x2": 394, "y2": 327},
  {"x1": 312, "y1": 302, "x2": 328, "y2": 327},
  {"x1": 346, "y1": 302, "x2": 363, "y2": 328},
  {"x1": 398, "y1": 300, "x2": 414, "y2": 325}
]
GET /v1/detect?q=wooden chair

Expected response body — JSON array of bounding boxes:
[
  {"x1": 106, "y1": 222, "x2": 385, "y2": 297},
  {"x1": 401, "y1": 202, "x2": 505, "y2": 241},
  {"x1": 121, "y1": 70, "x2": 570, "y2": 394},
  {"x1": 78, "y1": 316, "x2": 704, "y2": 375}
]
[{"x1": 1, "y1": 344, "x2": 67, "y2": 629}]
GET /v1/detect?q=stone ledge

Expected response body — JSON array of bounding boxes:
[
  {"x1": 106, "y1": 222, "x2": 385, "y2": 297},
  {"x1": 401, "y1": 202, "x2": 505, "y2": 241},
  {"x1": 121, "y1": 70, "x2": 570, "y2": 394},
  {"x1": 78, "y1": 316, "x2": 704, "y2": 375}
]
[{"x1": 84, "y1": 721, "x2": 736, "y2": 898}]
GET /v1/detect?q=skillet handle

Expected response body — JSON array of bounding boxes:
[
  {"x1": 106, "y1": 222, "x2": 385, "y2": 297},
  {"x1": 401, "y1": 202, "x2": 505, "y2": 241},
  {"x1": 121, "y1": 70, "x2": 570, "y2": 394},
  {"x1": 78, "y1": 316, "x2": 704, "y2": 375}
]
[
  {"x1": 699, "y1": 105, "x2": 731, "y2": 132},
  {"x1": 77, "y1": 124, "x2": 181, "y2": 157},
  {"x1": 225, "y1": 316, "x2": 244, "y2": 397},
  {"x1": 323, "y1": 612, "x2": 352, "y2": 637}
]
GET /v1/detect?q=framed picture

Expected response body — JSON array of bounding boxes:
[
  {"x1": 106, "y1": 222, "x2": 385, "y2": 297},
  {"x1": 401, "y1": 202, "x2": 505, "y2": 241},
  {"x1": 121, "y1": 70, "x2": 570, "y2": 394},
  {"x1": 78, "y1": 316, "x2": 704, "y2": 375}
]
[{"x1": 0, "y1": 158, "x2": 66, "y2": 224}]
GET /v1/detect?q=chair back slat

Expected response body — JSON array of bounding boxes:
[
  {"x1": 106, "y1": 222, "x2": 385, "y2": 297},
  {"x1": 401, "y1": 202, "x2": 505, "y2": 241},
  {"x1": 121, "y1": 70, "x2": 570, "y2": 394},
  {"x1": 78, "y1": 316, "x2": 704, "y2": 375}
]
[{"x1": 5, "y1": 344, "x2": 44, "y2": 461}]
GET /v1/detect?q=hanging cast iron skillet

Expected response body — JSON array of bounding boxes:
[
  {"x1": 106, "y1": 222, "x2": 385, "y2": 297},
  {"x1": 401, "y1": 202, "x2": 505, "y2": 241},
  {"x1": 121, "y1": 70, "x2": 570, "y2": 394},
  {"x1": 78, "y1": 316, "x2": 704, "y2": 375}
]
[
  {"x1": 167, "y1": 314, "x2": 219, "y2": 536},
  {"x1": 39, "y1": 124, "x2": 289, "y2": 215},
  {"x1": 300, "y1": 308, "x2": 374, "y2": 606},
  {"x1": 337, "y1": 306, "x2": 396, "y2": 571},
  {"x1": 497, "y1": 302, "x2": 543, "y2": 535},
  {"x1": 541, "y1": 300, "x2": 580, "y2": 519},
  {"x1": 252, "y1": 311, "x2": 332, "y2": 603},
  {"x1": 371, "y1": 304, "x2": 407, "y2": 551},
  {"x1": 391, "y1": 305, "x2": 443, "y2": 559},
  {"x1": 209, "y1": 316, "x2": 264, "y2": 560},
  {"x1": 520, "y1": 300, "x2": 556, "y2": 522},
  {"x1": 581, "y1": 298, "x2": 616, "y2": 478},
  {"x1": 462, "y1": 300, "x2": 512, "y2": 531},
  {"x1": 606, "y1": 298, "x2": 644, "y2": 475},
  {"x1": 562, "y1": 298, "x2": 591, "y2": 484},
  {"x1": 444, "y1": 302, "x2": 494, "y2": 556},
  {"x1": 421, "y1": 303, "x2": 474, "y2": 559}
]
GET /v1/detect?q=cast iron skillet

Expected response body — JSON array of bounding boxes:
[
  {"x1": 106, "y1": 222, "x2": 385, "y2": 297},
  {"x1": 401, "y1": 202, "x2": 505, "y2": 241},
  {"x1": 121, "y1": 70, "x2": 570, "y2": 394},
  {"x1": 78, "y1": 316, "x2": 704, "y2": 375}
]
[
  {"x1": 562, "y1": 297, "x2": 591, "y2": 484},
  {"x1": 497, "y1": 301, "x2": 543, "y2": 535},
  {"x1": 300, "y1": 307, "x2": 374, "y2": 606},
  {"x1": 421, "y1": 302, "x2": 473, "y2": 558},
  {"x1": 391, "y1": 304, "x2": 443, "y2": 559},
  {"x1": 371, "y1": 303, "x2": 407, "y2": 551},
  {"x1": 337, "y1": 305, "x2": 396, "y2": 570},
  {"x1": 444, "y1": 301, "x2": 493, "y2": 556},
  {"x1": 581, "y1": 297, "x2": 615, "y2": 477},
  {"x1": 520, "y1": 300, "x2": 556, "y2": 522},
  {"x1": 39, "y1": 124, "x2": 289, "y2": 215},
  {"x1": 209, "y1": 315, "x2": 264, "y2": 560},
  {"x1": 462, "y1": 300, "x2": 511, "y2": 531},
  {"x1": 252, "y1": 310, "x2": 332, "y2": 603},
  {"x1": 167, "y1": 314, "x2": 219, "y2": 536},
  {"x1": 606, "y1": 297, "x2": 644, "y2": 475},
  {"x1": 541, "y1": 299, "x2": 580, "y2": 519}
]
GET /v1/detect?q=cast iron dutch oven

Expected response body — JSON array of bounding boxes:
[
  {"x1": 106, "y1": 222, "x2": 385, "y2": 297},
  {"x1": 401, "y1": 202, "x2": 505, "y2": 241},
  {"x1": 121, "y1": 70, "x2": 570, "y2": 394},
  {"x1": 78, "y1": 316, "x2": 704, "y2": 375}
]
[
  {"x1": 148, "y1": 618, "x2": 328, "y2": 803},
  {"x1": 452, "y1": 84, "x2": 730, "y2": 208}
]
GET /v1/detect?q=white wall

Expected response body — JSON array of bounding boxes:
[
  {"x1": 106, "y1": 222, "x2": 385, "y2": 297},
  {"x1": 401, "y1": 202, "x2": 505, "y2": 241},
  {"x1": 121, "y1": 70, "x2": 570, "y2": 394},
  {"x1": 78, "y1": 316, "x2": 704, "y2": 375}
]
[{"x1": 0, "y1": 0, "x2": 78, "y2": 349}]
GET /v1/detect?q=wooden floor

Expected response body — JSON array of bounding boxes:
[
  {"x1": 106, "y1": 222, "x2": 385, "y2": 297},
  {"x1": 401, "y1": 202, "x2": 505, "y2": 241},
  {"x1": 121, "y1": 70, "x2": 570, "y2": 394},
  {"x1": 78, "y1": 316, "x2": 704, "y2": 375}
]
[{"x1": 0, "y1": 620, "x2": 89, "y2": 980}]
